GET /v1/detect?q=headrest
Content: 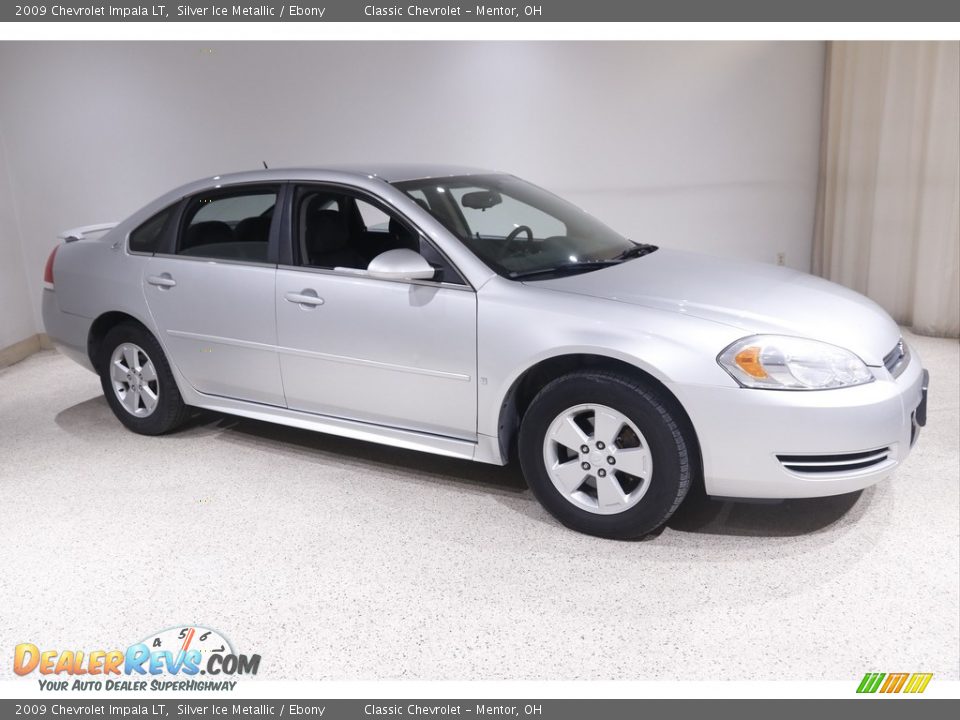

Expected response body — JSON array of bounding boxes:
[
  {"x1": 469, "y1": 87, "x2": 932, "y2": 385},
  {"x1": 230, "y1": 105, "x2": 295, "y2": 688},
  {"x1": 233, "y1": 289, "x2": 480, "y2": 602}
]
[{"x1": 184, "y1": 221, "x2": 232, "y2": 249}]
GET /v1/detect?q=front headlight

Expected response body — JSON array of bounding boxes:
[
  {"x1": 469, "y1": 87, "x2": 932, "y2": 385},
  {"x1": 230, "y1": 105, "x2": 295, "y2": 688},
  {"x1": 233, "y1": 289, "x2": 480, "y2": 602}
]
[{"x1": 717, "y1": 335, "x2": 874, "y2": 390}]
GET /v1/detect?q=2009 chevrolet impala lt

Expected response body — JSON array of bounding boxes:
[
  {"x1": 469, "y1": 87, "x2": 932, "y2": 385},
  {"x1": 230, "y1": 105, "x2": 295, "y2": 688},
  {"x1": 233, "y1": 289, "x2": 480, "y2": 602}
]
[{"x1": 42, "y1": 165, "x2": 929, "y2": 538}]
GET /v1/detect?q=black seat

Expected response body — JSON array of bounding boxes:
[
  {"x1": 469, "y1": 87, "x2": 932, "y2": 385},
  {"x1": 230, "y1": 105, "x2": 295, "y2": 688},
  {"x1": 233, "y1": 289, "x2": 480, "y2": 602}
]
[
  {"x1": 183, "y1": 221, "x2": 232, "y2": 250},
  {"x1": 234, "y1": 216, "x2": 271, "y2": 244},
  {"x1": 305, "y1": 209, "x2": 366, "y2": 269}
]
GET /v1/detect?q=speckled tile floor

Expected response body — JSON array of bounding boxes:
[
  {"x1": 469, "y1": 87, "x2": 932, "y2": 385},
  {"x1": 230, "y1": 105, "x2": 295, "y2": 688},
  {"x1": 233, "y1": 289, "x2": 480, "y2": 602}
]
[{"x1": 0, "y1": 330, "x2": 957, "y2": 681}]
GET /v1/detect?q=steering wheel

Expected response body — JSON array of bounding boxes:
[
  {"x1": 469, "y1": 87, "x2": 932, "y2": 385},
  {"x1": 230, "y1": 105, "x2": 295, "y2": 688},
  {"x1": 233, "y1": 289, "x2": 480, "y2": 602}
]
[{"x1": 497, "y1": 225, "x2": 533, "y2": 260}]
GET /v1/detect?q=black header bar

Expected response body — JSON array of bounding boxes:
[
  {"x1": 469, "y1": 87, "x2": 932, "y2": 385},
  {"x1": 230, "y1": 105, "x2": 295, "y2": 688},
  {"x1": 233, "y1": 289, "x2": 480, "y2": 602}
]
[
  {"x1": 3, "y1": 0, "x2": 960, "y2": 23},
  {"x1": 0, "y1": 699, "x2": 958, "y2": 720}
]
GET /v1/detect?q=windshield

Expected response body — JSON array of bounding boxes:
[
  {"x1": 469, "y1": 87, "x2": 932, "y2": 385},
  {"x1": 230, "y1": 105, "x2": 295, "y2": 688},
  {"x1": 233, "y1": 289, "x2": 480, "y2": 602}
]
[{"x1": 392, "y1": 174, "x2": 655, "y2": 279}]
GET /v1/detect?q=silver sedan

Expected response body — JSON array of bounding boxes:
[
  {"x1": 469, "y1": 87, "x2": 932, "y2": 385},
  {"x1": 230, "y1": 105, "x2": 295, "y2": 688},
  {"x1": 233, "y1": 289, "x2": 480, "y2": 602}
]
[{"x1": 42, "y1": 165, "x2": 928, "y2": 538}]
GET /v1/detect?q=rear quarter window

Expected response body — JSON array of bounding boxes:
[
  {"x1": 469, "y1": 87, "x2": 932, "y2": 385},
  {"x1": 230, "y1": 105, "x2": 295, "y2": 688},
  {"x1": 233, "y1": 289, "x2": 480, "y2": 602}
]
[{"x1": 129, "y1": 206, "x2": 174, "y2": 254}]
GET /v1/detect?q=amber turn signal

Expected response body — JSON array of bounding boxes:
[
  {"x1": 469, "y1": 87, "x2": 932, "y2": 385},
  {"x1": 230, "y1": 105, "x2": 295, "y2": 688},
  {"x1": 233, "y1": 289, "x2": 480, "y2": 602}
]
[{"x1": 734, "y1": 346, "x2": 768, "y2": 379}]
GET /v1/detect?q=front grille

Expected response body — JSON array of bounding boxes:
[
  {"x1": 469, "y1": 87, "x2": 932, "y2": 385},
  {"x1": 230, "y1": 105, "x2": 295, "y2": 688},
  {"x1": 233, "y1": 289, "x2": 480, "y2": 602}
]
[
  {"x1": 883, "y1": 338, "x2": 909, "y2": 378},
  {"x1": 777, "y1": 447, "x2": 893, "y2": 474}
]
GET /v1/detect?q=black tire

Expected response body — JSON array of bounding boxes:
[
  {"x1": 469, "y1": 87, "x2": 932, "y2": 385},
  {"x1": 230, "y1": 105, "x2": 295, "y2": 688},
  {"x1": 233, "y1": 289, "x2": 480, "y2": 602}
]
[
  {"x1": 518, "y1": 370, "x2": 693, "y2": 539},
  {"x1": 97, "y1": 322, "x2": 190, "y2": 435}
]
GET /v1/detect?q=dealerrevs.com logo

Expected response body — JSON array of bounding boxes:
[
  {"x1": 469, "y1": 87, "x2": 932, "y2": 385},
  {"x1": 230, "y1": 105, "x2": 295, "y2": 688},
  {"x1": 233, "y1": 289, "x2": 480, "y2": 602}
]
[{"x1": 14, "y1": 625, "x2": 260, "y2": 692}]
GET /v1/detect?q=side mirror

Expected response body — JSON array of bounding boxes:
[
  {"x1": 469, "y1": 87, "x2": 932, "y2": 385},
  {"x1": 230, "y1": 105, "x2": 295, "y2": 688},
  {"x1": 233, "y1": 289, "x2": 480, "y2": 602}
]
[{"x1": 366, "y1": 248, "x2": 436, "y2": 281}]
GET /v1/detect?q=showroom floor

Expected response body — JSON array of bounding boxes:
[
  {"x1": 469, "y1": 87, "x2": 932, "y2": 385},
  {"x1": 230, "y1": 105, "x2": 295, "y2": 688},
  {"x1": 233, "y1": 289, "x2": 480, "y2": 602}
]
[{"x1": 0, "y1": 330, "x2": 957, "y2": 681}]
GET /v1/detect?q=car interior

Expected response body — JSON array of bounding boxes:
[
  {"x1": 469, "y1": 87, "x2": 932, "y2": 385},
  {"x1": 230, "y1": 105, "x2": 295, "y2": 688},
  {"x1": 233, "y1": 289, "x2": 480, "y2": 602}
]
[
  {"x1": 297, "y1": 190, "x2": 420, "y2": 270},
  {"x1": 179, "y1": 193, "x2": 275, "y2": 263},
  {"x1": 171, "y1": 187, "x2": 464, "y2": 285}
]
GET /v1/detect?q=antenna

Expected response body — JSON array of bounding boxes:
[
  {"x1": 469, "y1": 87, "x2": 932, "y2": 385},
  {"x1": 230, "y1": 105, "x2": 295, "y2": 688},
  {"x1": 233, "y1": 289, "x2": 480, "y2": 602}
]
[{"x1": 262, "y1": 161, "x2": 269, "y2": 169}]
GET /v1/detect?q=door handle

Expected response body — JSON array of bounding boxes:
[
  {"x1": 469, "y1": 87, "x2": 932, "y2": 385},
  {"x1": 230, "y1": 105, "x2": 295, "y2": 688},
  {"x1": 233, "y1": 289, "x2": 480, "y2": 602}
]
[
  {"x1": 147, "y1": 273, "x2": 177, "y2": 289},
  {"x1": 285, "y1": 290, "x2": 325, "y2": 308}
]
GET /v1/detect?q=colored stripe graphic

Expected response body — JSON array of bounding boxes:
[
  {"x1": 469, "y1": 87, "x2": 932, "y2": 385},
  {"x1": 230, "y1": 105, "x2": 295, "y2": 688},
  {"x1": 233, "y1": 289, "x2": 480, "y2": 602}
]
[
  {"x1": 857, "y1": 673, "x2": 885, "y2": 693},
  {"x1": 903, "y1": 673, "x2": 933, "y2": 694},
  {"x1": 857, "y1": 672, "x2": 932, "y2": 694},
  {"x1": 880, "y1": 673, "x2": 909, "y2": 693}
]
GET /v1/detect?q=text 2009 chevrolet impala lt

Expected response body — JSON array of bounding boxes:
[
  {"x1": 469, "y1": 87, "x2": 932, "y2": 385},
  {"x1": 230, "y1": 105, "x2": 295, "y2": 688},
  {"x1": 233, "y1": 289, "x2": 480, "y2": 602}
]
[{"x1": 42, "y1": 165, "x2": 929, "y2": 538}]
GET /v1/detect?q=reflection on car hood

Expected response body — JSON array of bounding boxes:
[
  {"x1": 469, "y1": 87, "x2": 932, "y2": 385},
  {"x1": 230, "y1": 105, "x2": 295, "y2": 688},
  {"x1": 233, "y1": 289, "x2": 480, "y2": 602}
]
[{"x1": 530, "y1": 248, "x2": 901, "y2": 366}]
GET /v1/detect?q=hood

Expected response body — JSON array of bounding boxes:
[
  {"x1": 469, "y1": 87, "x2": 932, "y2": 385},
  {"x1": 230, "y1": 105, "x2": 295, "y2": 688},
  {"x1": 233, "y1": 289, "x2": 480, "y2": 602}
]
[{"x1": 530, "y1": 249, "x2": 901, "y2": 366}]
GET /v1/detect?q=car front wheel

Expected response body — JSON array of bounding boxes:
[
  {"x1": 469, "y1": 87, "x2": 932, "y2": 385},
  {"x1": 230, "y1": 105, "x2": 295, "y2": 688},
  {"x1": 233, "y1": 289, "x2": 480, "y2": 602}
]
[
  {"x1": 98, "y1": 322, "x2": 189, "y2": 435},
  {"x1": 518, "y1": 370, "x2": 694, "y2": 539}
]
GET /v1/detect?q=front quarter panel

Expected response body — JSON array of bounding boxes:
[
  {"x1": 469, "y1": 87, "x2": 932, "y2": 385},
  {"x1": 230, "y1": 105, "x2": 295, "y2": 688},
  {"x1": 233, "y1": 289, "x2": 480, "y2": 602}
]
[
  {"x1": 478, "y1": 277, "x2": 925, "y2": 501},
  {"x1": 476, "y1": 277, "x2": 744, "y2": 441}
]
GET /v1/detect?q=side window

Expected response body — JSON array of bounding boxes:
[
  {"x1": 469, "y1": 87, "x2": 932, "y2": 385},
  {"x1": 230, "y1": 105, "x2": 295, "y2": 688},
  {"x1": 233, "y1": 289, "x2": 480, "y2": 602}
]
[
  {"x1": 356, "y1": 199, "x2": 391, "y2": 233},
  {"x1": 178, "y1": 188, "x2": 277, "y2": 263},
  {"x1": 129, "y1": 206, "x2": 174, "y2": 254},
  {"x1": 450, "y1": 186, "x2": 565, "y2": 239},
  {"x1": 297, "y1": 190, "x2": 365, "y2": 270},
  {"x1": 296, "y1": 189, "x2": 421, "y2": 271},
  {"x1": 295, "y1": 186, "x2": 467, "y2": 285}
]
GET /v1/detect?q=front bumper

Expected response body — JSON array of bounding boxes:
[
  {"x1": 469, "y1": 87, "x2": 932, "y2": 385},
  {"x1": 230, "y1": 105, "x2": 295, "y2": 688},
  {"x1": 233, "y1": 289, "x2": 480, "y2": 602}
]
[{"x1": 678, "y1": 348, "x2": 928, "y2": 499}]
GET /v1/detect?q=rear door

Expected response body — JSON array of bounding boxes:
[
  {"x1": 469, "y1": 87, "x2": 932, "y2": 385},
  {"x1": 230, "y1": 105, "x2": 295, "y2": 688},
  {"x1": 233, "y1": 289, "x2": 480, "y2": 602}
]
[{"x1": 142, "y1": 184, "x2": 285, "y2": 406}]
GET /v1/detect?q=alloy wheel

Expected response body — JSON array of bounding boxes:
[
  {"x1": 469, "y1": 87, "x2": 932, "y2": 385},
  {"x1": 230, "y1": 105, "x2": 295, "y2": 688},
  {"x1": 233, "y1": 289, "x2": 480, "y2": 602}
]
[
  {"x1": 541, "y1": 403, "x2": 653, "y2": 515},
  {"x1": 109, "y1": 343, "x2": 160, "y2": 417}
]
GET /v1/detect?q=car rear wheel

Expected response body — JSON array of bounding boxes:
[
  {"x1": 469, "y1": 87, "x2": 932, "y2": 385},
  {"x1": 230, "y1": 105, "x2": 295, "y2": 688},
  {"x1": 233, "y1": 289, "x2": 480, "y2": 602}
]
[
  {"x1": 98, "y1": 323, "x2": 189, "y2": 435},
  {"x1": 518, "y1": 370, "x2": 693, "y2": 539}
]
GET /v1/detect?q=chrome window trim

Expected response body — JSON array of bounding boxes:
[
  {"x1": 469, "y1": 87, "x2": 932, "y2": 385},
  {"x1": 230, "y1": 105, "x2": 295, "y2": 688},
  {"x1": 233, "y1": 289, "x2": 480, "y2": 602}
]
[
  {"x1": 276, "y1": 263, "x2": 475, "y2": 292},
  {"x1": 152, "y1": 252, "x2": 277, "y2": 270}
]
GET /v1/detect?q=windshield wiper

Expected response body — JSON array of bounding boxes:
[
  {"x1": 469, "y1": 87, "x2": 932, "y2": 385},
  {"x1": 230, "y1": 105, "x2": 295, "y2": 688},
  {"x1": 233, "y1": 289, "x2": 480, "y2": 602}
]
[
  {"x1": 509, "y1": 243, "x2": 658, "y2": 280},
  {"x1": 510, "y1": 260, "x2": 619, "y2": 280},
  {"x1": 612, "y1": 243, "x2": 659, "y2": 261}
]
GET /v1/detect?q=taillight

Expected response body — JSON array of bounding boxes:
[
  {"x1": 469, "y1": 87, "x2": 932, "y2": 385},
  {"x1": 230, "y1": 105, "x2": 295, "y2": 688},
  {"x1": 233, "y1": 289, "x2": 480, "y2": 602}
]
[{"x1": 43, "y1": 245, "x2": 59, "y2": 289}]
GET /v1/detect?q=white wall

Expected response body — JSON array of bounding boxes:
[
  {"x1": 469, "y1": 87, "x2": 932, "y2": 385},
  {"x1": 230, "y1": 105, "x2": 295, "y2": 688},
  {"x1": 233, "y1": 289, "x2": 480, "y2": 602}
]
[
  {"x1": 0, "y1": 120, "x2": 34, "y2": 349},
  {"x1": 0, "y1": 41, "x2": 824, "y2": 336}
]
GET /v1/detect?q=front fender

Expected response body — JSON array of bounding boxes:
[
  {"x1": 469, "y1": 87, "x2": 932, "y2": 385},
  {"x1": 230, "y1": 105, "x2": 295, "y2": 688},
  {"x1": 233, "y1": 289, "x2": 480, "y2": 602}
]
[{"x1": 477, "y1": 278, "x2": 743, "y2": 440}]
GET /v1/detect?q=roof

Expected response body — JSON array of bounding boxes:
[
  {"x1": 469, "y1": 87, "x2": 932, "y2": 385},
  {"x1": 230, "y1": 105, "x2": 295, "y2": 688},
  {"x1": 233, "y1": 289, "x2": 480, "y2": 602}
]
[
  {"x1": 118, "y1": 163, "x2": 507, "y2": 249},
  {"x1": 203, "y1": 163, "x2": 499, "y2": 187},
  {"x1": 319, "y1": 163, "x2": 498, "y2": 183}
]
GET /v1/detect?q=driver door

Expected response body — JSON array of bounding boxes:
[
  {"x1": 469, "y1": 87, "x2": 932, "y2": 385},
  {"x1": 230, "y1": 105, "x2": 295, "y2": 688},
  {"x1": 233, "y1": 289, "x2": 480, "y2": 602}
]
[{"x1": 275, "y1": 185, "x2": 478, "y2": 439}]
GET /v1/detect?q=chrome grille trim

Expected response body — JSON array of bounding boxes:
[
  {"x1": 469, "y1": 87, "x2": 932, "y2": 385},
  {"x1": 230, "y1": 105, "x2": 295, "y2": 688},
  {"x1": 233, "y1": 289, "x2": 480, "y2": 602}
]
[
  {"x1": 777, "y1": 447, "x2": 892, "y2": 474},
  {"x1": 883, "y1": 338, "x2": 909, "y2": 378}
]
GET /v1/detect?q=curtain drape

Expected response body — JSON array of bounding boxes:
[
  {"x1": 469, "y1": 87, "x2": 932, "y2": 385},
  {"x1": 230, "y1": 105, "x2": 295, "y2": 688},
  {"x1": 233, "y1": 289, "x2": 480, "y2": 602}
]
[{"x1": 814, "y1": 41, "x2": 960, "y2": 338}]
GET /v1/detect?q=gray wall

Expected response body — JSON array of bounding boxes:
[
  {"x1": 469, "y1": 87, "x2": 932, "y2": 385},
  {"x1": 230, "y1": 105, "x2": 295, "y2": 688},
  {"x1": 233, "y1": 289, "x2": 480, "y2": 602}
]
[
  {"x1": 0, "y1": 121, "x2": 34, "y2": 349},
  {"x1": 0, "y1": 41, "x2": 825, "y2": 342}
]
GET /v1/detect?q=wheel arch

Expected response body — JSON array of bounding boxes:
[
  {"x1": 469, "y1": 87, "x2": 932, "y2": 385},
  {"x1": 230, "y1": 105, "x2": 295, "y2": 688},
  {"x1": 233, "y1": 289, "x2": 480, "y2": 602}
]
[
  {"x1": 495, "y1": 353, "x2": 702, "y2": 484},
  {"x1": 87, "y1": 311, "x2": 156, "y2": 367}
]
